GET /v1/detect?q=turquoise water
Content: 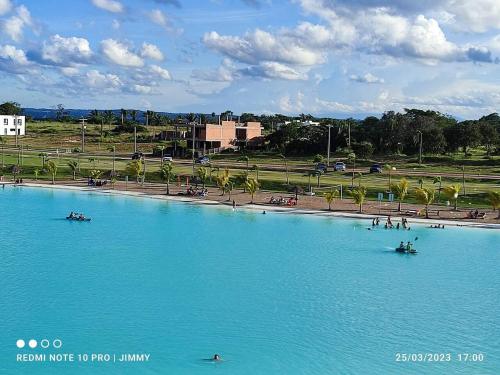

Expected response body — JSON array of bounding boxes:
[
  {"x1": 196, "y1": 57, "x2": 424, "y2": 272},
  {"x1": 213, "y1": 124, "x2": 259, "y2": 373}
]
[{"x1": 1, "y1": 186, "x2": 499, "y2": 374}]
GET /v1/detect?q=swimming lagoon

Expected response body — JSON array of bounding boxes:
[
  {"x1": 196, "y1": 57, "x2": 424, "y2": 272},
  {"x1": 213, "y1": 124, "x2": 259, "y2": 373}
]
[{"x1": 1, "y1": 186, "x2": 499, "y2": 374}]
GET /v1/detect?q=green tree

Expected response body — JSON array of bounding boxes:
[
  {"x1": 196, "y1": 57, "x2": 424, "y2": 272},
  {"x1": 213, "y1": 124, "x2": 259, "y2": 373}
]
[
  {"x1": 245, "y1": 178, "x2": 260, "y2": 203},
  {"x1": 349, "y1": 186, "x2": 367, "y2": 213},
  {"x1": 443, "y1": 184, "x2": 462, "y2": 210},
  {"x1": 33, "y1": 168, "x2": 40, "y2": 181},
  {"x1": 487, "y1": 191, "x2": 500, "y2": 219},
  {"x1": 313, "y1": 154, "x2": 324, "y2": 163},
  {"x1": 197, "y1": 166, "x2": 209, "y2": 188},
  {"x1": 415, "y1": 187, "x2": 435, "y2": 218},
  {"x1": 46, "y1": 160, "x2": 58, "y2": 184},
  {"x1": 160, "y1": 162, "x2": 174, "y2": 195},
  {"x1": 433, "y1": 176, "x2": 442, "y2": 202},
  {"x1": 391, "y1": 178, "x2": 409, "y2": 212},
  {"x1": 324, "y1": 189, "x2": 340, "y2": 210},
  {"x1": 0, "y1": 101, "x2": 22, "y2": 115},
  {"x1": 67, "y1": 160, "x2": 79, "y2": 180},
  {"x1": 216, "y1": 169, "x2": 230, "y2": 196},
  {"x1": 126, "y1": 160, "x2": 143, "y2": 182}
]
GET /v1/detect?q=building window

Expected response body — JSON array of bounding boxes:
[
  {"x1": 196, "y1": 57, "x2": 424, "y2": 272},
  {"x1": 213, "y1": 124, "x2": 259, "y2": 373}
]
[
  {"x1": 17, "y1": 119, "x2": 22, "y2": 125},
  {"x1": 3, "y1": 119, "x2": 7, "y2": 125},
  {"x1": 10, "y1": 128, "x2": 15, "y2": 132}
]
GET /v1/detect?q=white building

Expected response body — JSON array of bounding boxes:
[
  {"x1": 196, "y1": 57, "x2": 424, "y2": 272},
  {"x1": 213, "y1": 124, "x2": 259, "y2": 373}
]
[{"x1": 0, "y1": 115, "x2": 25, "y2": 136}]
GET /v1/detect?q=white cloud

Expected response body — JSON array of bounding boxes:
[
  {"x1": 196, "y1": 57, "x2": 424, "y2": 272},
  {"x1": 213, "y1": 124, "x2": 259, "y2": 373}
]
[
  {"x1": 100, "y1": 39, "x2": 144, "y2": 67},
  {"x1": 315, "y1": 98, "x2": 354, "y2": 113},
  {"x1": 241, "y1": 62, "x2": 307, "y2": 80},
  {"x1": 91, "y1": 0, "x2": 124, "y2": 13},
  {"x1": 192, "y1": 58, "x2": 235, "y2": 82},
  {"x1": 84, "y1": 69, "x2": 122, "y2": 89},
  {"x1": 149, "y1": 64, "x2": 171, "y2": 80},
  {"x1": 278, "y1": 92, "x2": 305, "y2": 113},
  {"x1": 0, "y1": 44, "x2": 33, "y2": 74},
  {"x1": 444, "y1": 0, "x2": 500, "y2": 33},
  {"x1": 141, "y1": 42, "x2": 164, "y2": 61},
  {"x1": 112, "y1": 19, "x2": 120, "y2": 29},
  {"x1": 204, "y1": 29, "x2": 325, "y2": 66},
  {"x1": 132, "y1": 84, "x2": 152, "y2": 94},
  {"x1": 0, "y1": 44, "x2": 29, "y2": 65},
  {"x1": 349, "y1": 72, "x2": 384, "y2": 84},
  {"x1": 0, "y1": 0, "x2": 12, "y2": 15},
  {"x1": 2, "y1": 5, "x2": 33, "y2": 42},
  {"x1": 148, "y1": 9, "x2": 169, "y2": 28},
  {"x1": 42, "y1": 34, "x2": 93, "y2": 66},
  {"x1": 60, "y1": 67, "x2": 79, "y2": 76}
]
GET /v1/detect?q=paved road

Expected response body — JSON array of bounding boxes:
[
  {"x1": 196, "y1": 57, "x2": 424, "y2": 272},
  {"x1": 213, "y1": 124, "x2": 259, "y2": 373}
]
[{"x1": 6, "y1": 148, "x2": 500, "y2": 181}]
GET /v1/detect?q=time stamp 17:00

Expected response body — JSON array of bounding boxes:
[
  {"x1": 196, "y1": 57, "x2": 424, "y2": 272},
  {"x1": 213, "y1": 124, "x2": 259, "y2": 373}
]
[{"x1": 395, "y1": 353, "x2": 484, "y2": 363}]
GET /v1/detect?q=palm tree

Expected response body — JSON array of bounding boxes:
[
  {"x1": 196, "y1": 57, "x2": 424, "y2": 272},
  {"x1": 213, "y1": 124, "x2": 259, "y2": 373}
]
[
  {"x1": 67, "y1": 160, "x2": 79, "y2": 180},
  {"x1": 160, "y1": 162, "x2": 174, "y2": 195},
  {"x1": 245, "y1": 178, "x2": 260, "y2": 203},
  {"x1": 433, "y1": 176, "x2": 442, "y2": 203},
  {"x1": 443, "y1": 184, "x2": 461, "y2": 210},
  {"x1": 417, "y1": 178, "x2": 424, "y2": 189},
  {"x1": 324, "y1": 189, "x2": 340, "y2": 210},
  {"x1": 415, "y1": 187, "x2": 435, "y2": 218},
  {"x1": 33, "y1": 168, "x2": 40, "y2": 181},
  {"x1": 104, "y1": 110, "x2": 116, "y2": 130},
  {"x1": 216, "y1": 169, "x2": 230, "y2": 196},
  {"x1": 348, "y1": 152, "x2": 356, "y2": 188},
  {"x1": 236, "y1": 170, "x2": 249, "y2": 192},
  {"x1": 46, "y1": 160, "x2": 58, "y2": 184},
  {"x1": 278, "y1": 154, "x2": 289, "y2": 185},
  {"x1": 0, "y1": 136, "x2": 5, "y2": 168},
  {"x1": 211, "y1": 166, "x2": 220, "y2": 182},
  {"x1": 126, "y1": 160, "x2": 143, "y2": 182},
  {"x1": 350, "y1": 185, "x2": 367, "y2": 213},
  {"x1": 391, "y1": 178, "x2": 409, "y2": 212},
  {"x1": 225, "y1": 181, "x2": 234, "y2": 201},
  {"x1": 108, "y1": 145, "x2": 116, "y2": 172},
  {"x1": 487, "y1": 191, "x2": 500, "y2": 219},
  {"x1": 238, "y1": 155, "x2": 250, "y2": 171},
  {"x1": 197, "y1": 166, "x2": 209, "y2": 188},
  {"x1": 384, "y1": 164, "x2": 395, "y2": 192},
  {"x1": 130, "y1": 109, "x2": 138, "y2": 123}
]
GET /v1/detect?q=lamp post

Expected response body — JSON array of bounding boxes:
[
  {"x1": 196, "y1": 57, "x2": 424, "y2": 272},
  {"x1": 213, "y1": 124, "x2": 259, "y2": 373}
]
[
  {"x1": 14, "y1": 114, "x2": 18, "y2": 147},
  {"x1": 192, "y1": 120, "x2": 196, "y2": 176},
  {"x1": 80, "y1": 118, "x2": 87, "y2": 152}
]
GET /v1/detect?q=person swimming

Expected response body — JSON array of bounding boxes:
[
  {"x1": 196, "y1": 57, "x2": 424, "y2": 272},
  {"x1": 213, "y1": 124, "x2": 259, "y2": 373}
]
[
  {"x1": 262, "y1": 210, "x2": 266, "y2": 214},
  {"x1": 213, "y1": 354, "x2": 221, "y2": 361}
]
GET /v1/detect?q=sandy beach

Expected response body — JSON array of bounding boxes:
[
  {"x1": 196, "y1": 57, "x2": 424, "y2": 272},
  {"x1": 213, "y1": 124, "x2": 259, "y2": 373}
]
[{"x1": 4, "y1": 179, "x2": 499, "y2": 229}]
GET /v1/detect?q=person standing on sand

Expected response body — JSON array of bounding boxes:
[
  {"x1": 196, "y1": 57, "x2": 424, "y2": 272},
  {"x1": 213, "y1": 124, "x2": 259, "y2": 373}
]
[{"x1": 232, "y1": 200, "x2": 236, "y2": 209}]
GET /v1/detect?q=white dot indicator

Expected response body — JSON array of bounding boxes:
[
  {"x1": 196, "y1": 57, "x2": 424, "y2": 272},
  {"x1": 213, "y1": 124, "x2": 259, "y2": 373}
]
[
  {"x1": 29, "y1": 339, "x2": 38, "y2": 349},
  {"x1": 16, "y1": 339, "x2": 25, "y2": 349}
]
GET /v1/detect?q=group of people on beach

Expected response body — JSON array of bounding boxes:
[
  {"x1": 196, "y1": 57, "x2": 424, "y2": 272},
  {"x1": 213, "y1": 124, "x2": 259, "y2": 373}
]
[
  {"x1": 186, "y1": 187, "x2": 208, "y2": 197},
  {"x1": 372, "y1": 216, "x2": 411, "y2": 230}
]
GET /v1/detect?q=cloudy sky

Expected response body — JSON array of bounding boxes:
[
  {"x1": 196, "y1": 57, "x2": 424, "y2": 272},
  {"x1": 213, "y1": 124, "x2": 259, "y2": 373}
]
[{"x1": 1, "y1": 0, "x2": 500, "y2": 118}]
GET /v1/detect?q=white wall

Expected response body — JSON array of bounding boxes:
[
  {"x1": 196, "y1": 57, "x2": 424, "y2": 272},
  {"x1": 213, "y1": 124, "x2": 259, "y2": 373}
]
[{"x1": 0, "y1": 115, "x2": 25, "y2": 136}]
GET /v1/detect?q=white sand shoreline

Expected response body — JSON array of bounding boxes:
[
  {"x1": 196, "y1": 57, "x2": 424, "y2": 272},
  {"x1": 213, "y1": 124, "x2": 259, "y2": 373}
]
[{"x1": 5, "y1": 181, "x2": 500, "y2": 230}]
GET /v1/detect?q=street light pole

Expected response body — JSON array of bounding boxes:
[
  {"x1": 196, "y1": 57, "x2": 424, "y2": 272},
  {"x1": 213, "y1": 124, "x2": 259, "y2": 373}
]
[
  {"x1": 80, "y1": 118, "x2": 87, "y2": 152},
  {"x1": 327, "y1": 124, "x2": 331, "y2": 167},
  {"x1": 134, "y1": 126, "x2": 137, "y2": 153},
  {"x1": 14, "y1": 114, "x2": 18, "y2": 147}
]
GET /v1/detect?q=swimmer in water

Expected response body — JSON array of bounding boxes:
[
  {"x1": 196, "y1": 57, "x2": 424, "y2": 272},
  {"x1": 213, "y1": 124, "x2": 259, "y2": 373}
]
[
  {"x1": 213, "y1": 354, "x2": 221, "y2": 361},
  {"x1": 262, "y1": 210, "x2": 266, "y2": 214}
]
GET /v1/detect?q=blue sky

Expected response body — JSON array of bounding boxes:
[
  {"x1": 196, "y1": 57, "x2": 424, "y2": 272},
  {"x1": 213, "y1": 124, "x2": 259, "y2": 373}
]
[{"x1": 1, "y1": 0, "x2": 500, "y2": 118}]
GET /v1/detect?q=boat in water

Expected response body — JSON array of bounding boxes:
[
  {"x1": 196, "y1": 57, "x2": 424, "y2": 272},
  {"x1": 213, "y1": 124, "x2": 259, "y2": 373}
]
[
  {"x1": 395, "y1": 244, "x2": 417, "y2": 254},
  {"x1": 66, "y1": 212, "x2": 91, "y2": 222}
]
